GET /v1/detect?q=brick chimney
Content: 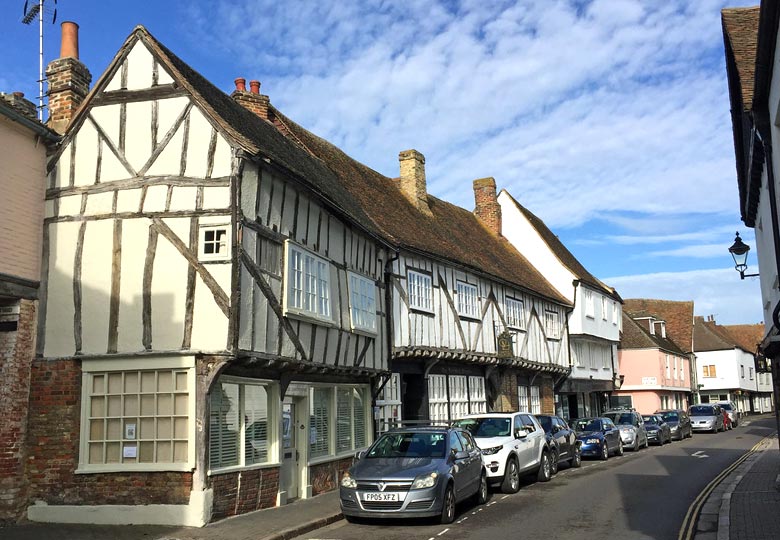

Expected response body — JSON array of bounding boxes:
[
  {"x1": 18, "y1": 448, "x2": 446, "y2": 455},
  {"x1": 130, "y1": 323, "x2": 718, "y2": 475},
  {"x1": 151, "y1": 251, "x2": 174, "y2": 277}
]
[
  {"x1": 46, "y1": 21, "x2": 91, "y2": 134},
  {"x1": 232, "y1": 77, "x2": 271, "y2": 121},
  {"x1": 473, "y1": 177, "x2": 501, "y2": 235},
  {"x1": 398, "y1": 149, "x2": 432, "y2": 215}
]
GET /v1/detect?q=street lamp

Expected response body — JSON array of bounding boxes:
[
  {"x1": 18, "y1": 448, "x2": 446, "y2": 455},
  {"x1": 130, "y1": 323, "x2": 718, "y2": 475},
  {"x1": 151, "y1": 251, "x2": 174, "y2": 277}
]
[{"x1": 728, "y1": 232, "x2": 760, "y2": 279}]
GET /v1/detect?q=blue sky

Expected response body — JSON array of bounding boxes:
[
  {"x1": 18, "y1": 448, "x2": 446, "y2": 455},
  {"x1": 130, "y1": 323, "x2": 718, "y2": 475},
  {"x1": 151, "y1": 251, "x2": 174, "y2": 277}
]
[{"x1": 1, "y1": 0, "x2": 763, "y2": 324}]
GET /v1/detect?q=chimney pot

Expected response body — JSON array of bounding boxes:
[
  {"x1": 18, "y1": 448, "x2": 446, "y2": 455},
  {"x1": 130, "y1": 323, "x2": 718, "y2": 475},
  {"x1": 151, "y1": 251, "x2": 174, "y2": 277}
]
[
  {"x1": 60, "y1": 21, "x2": 80, "y2": 59},
  {"x1": 13, "y1": 92, "x2": 24, "y2": 98},
  {"x1": 234, "y1": 78, "x2": 246, "y2": 92},
  {"x1": 473, "y1": 177, "x2": 501, "y2": 235},
  {"x1": 249, "y1": 80, "x2": 261, "y2": 94}
]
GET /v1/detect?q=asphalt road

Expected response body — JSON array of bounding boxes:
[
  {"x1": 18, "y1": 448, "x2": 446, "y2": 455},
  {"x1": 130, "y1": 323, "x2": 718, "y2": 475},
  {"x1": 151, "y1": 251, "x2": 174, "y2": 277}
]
[{"x1": 296, "y1": 416, "x2": 777, "y2": 540}]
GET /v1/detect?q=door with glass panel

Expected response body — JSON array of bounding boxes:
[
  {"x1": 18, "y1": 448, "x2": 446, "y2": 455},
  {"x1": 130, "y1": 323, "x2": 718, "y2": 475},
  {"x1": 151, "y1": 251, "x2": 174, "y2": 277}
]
[{"x1": 281, "y1": 399, "x2": 301, "y2": 500}]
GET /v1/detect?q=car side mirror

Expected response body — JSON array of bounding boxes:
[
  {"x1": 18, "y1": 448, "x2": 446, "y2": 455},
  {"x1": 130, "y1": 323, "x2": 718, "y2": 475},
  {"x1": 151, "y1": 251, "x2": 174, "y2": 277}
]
[
  {"x1": 354, "y1": 450, "x2": 365, "y2": 460},
  {"x1": 454, "y1": 450, "x2": 469, "y2": 461},
  {"x1": 515, "y1": 429, "x2": 529, "y2": 439}
]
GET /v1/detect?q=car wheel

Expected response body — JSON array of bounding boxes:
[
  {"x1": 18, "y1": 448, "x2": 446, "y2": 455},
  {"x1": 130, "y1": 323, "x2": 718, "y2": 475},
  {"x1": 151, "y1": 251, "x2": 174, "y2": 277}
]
[
  {"x1": 632, "y1": 437, "x2": 639, "y2": 452},
  {"x1": 644, "y1": 435, "x2": 649, "y2": 448},
  {"x1": 501, "y1": 457, "x2": 520, "y2": 494},
  {"x1": 474, "y1": 470, "x2": 488, "y2": 505},
  {"x1": 600, "y1": 442, "x2": 609, "y2": 461},
  {"x1": 616, "y1": 441, "x2": 624, "y2": 456},
  {"x1": 571, "y1": 445, "x2": 582, "y2": 468},
  {"x1": 537, "y1": 451, "x2": 552, "y2": 482},
  {"x1": 440, "y1": 484, "x2": 456, "y2": 524},
  {"x1": 550, "y1": 450, "x2": 559, "y2": 475}
]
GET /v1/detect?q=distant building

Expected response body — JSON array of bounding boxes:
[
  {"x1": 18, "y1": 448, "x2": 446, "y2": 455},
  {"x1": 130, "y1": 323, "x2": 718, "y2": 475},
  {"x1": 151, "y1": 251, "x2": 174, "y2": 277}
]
[{"x1": 616, "y1": 311, "x2": 691, "y2": 413}]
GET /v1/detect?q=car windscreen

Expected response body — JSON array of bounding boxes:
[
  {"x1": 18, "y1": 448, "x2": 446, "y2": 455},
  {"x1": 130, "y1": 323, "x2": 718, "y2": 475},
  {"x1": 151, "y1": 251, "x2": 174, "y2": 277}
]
[
  {"x1": 718, "y1": 403, "x2": 733, "y2": 411},
  {"x1": 689, "y1": 406, "x2": 714, "y2": 416},
  {"x1": 573, "y1": 419, "x2": 601, "y2": 432},
  {"x1": 367, "y1": 432, "x2": 447, "y2": 458},
  {"x1": 536, "y1": 416, "x2": 553, "y2": 433},
  {"x1": 642, "y1": 416, "x2": 659, "y2": 425},
  {"x1": 452, "y1": 417, "x2": 511, "y2": 438},
  {"x1": 605, "y1": 413, "x2": 633, "y2": 425},
  {"x1": 660, "y1": 412, "x2": 679, "y2": 422}
]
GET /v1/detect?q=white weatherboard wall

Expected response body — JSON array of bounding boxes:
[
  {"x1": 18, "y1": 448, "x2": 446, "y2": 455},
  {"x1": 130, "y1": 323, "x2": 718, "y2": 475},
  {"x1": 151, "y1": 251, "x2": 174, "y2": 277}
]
[{"x1": 696, "y1": 349, "x2": 757, "y2": 393}]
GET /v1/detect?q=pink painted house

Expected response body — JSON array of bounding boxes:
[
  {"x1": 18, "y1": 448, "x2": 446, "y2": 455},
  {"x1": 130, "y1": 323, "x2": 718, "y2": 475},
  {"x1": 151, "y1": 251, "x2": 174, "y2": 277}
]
[{"x1": 615, "y1": 311, "x2": 691, "y2": 414}]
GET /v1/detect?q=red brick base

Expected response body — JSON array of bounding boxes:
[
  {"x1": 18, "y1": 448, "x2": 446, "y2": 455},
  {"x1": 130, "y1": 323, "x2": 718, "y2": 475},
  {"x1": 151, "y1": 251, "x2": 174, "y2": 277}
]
[
  {"x1": 210, "y1": 467, "x2": 280, "y2": 521},
  {"x1": 309, "y1": 456, "x2": 353, "y2": 496}
]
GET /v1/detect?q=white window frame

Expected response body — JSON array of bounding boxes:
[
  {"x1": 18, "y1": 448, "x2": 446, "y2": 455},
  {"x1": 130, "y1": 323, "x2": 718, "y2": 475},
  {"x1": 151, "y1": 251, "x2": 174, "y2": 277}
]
[
  {"x1": 284, "y1": 241, "x2": 332, "y2": 323},
  {"x1": 665, "y1": 355, "x2": 670, "y2": 378},
  {"x1": 585, "y1": 290, "x2": 594, "y2": 318},
  {"x1": 601, "y1": 296, "x2": 608, "y2": 321},
  {"x1": 199, "y1": 224, "x2": 231, "y2": 261},
  {"x1": 376, "y1": 373, "x2": 402, "y2": 433},
  {"x1": 505, "y1": 297, "x2": 525, "y2": 329},
  {"x1": 449, "y1": 375, "x2": 469, "y2": 419},
  {"x1": 544, "y1": 310, "x2": 561, "y2": 340},
  {"x1": 208, "y1": 376, "x2": 280, "y2": 474},
  {"x1": 78, "y1": 357, "x2": 196, "y2": 473},
  {"x1": 529, "y1": 386, "x2": 541, "y2": 414},
  {"x1": 407, "y1": 269, "x2": 433, "y2": 313},
  {"x1": 428, "y1": 374, "x2": 449, "y2": 422},
  {"x1": 468, "y1": 376, "x2": 487, "y2": 414},
  {"x1": 456, "y1": 281, "x2": 480, "y2": 319},
  {"x1": 309, "y1": 384, "x2": 371, "y2": 465},
  {"x1": 612, "y1": 302, "x2": 618, "y2": 325},
  {"x1": 680, "y1": 360, "x2": 685, "y2": 381},
  {"x1": 518, "y1": 385, "x2": 529, "y2": 412},
  {"x1": 348, "y1": 272, "x2": 377, "y2": 334}
]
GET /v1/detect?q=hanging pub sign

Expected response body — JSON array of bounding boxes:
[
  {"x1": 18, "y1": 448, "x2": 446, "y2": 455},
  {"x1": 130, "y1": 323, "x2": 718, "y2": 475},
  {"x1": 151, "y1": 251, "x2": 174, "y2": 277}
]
[{"x1": 497, "y1": 330, "x2": 514, "y2": 359}]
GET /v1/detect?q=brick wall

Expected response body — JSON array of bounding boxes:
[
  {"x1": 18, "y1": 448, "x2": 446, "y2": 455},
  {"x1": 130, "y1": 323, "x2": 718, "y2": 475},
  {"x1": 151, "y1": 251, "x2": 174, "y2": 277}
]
[
  {"x1": 210, "y1": 467, "x2": 279, "y2": 521},
  {"x1": 45, "y1": 57, "x2": 91, "y2": 134},
  {"x1": 25, "y1": 357, "x2": 192, "y2": 507},
  {"x1": 310, "y1": 456, "x2": 352, "y2": 496},
  {"x1": 0, "y1": 300, "x2": 36, "y2": 524},
  {"x1": 541, "y1": 377, "x2": 555, "y2": 414},
  {"x1": 494, "y1": 370, "x2": 518, "y2": 412},
  {"x1": 473, "y1": 177, "x2": 501, "y2": 235}
]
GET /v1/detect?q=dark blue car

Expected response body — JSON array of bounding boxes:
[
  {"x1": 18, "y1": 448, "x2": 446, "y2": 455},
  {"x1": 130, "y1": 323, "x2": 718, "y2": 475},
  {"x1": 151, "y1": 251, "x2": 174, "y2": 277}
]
[{"x1": 572, "y1": 417, "x2": 623, "y2": 460}]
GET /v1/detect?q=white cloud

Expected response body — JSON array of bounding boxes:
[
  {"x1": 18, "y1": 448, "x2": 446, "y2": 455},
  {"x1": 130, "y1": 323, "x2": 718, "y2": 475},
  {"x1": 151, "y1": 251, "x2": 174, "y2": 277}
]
[{"x1": 605, "y1": 268, "x2": 764, "y2": 325}]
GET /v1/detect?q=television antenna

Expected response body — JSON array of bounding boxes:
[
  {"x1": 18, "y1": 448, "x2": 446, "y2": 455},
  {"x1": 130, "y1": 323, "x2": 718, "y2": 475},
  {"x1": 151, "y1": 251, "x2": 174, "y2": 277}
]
[{"x1": 22, "y1": 0, "x2": 58, "y2": 121}]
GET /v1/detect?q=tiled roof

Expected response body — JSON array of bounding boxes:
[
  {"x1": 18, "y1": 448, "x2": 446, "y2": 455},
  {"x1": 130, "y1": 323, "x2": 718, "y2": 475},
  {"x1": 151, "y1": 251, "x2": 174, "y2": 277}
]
[
  {"x1": 499, "y1": 191, "x2": 621, "y2": 301},
  {"x1": 694, "y1": 316, "x2": 739, "y2": 352},
  {"x1": 721, "y1": 323, "x2": 763, "y2": 354},
  {"x1": 619, "y1": 312, "x2": 685, "y2": 355},
  {"x1": 623, "y1": 299, "x2": 694, "y2": 353},
  {"x1": 85, "y1": 27, "x2": 570, "y2": 307},
  {"x1": 722, "y1": 7, "x2": 760, "y2": 111}
]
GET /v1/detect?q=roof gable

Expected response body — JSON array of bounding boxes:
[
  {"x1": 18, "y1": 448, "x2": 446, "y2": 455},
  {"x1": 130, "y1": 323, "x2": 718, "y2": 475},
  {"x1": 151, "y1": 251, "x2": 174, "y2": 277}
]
[
  {"x1": 619, "y1": 312, "x2": 685, "y2": 354},
  {"x1": 623, "y1": 299, "x2": 694, "y2": 353}
]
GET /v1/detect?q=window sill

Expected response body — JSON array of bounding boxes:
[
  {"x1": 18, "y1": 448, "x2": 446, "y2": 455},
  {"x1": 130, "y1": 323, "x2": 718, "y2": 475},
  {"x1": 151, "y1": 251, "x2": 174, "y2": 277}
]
[
  {"x1": 458, "y1": 313, "x2": 481, "y2": 322},
  {"x1": 284, "y1": 309, "x2": 337, "y2": 328},
  {"x1": 308, "y1": 448, "x2": 368, "y2": 467},
  {"x1": 409, "y1": 306, "x2": 435, "y2": 316},
  {"x1": 350, "y1": 325, "x2": 378, "y2": 338},
  {"x1": 208, "y1": 461, "x2": 282, "y2": 476},
  {"x1": 76, "y1": 463, "x2": 195, "y2": 474}
]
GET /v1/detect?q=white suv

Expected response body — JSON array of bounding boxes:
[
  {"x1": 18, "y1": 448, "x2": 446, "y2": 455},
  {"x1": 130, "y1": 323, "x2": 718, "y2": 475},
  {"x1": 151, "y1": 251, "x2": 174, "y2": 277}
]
[{"x1": 452, "y1": 412, "x2": 553, "y2": 493}]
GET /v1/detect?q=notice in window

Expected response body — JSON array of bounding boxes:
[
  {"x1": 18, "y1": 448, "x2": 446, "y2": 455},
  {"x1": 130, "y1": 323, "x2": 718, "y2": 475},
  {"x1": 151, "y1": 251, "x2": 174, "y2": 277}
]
[{"x1": 123, "y1": 444, "x2": 137, "y2": 458}]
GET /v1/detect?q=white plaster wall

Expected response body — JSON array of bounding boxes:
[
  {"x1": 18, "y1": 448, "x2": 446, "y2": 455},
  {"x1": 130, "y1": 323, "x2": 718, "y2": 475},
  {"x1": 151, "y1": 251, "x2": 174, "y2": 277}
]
[
  {"x1": 125, "y1": 101, "x2": 153, "y2": 172},
  {"x1": 84, "y1": 192, "x2": 115, "y2": 216},
  {"x1": 116, "y1": 218, "x2": 147, "y2": 351},
  {"x1": 91, "y1": 105, "x2": 121, "y2": 153},
  {"x1": 202, "y1": 186, "x2": 230, "y2": 209},
  {"x1": 146, "y1": 97, "x2": 189, "y2": 177},
  {"x1": 74, "y1": 120, "x2": 99, "y2": 186},
  {"x1": 184, "y1": 108, "x2": 213, "y2": 178},
  {"x1": 125, "y1": 41, "x2": 155, "y2": 90},
  {"x1": 44, "y1": 221, "x2": 80, "y2": 357},
  {"x1": 190, "y1": 216, "x2": 231, "y2": 351},
  {"x1": 143, "y1": 185, "x2": 169, "y2": 213},
  {"x1": 498, "y1": 190, "x2": 575, "y2": 303},
  {"x1": 570, "y1": 285, "x2": 621, "y2": 340},
  {"x1": 736, "y1": 348, "x2": 758, "y2": 392},
  {"x1": 212, "y1": 135, "x2": 233, "y2": 178},
  {"x1": 169, "y1": 187, "x2": 197, "y2": 211},
  {"x1": 151, "y1": 218, "x2": 189, "y2": 349},
  {"x1": 54, "y1": 141, "x2": 71, "y2": 188},
  {"x1": 697, "y1": 349, "x2": 740, "y2": 391},
  {"x1": 80, "y1": 219, "x2": 114, "y2": 354}
]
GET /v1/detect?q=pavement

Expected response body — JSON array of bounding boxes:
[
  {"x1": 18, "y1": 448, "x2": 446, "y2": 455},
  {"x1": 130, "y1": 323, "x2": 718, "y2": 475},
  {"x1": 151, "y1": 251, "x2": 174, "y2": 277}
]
[
  {"x1": 693, "y1": 415, "x2": 780, "y2": 540},
  {"x1": 2, "y1": 415, "x2": 779, "y2": 540}
]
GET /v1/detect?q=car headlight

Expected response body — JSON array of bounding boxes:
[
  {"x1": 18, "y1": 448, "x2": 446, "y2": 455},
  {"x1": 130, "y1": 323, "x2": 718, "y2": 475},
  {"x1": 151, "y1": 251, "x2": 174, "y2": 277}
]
[
  {"x1": 411, "y1": 472, "x2": 438, "y2": 489},
  {"x1": 586, "y1": 438, "x2": 600, "y2": 444},
  {"x1": 481, "y1": 445, "x2": 503, "y2": 456},
  {"x1": 670, "y1": 425, "x2": 679, "y2": 431},
  {"x1": 620, "y1": 427, "x2": 635, "y2": 433},
  {"x1": 341, "y1": 472, "x2": 357, "y2": 489}
]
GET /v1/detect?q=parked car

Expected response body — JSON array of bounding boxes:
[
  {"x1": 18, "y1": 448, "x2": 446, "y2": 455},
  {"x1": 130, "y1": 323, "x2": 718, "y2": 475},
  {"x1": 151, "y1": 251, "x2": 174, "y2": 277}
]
[
  {"x1": 603, "y1": 410, "x2": 649, "y2": 451},
  {"x1": 642, "y1": 414, "x2": 672, "y2": 445},
  {"x1": 572, "y1": 417, "x2": 623, "y2": 460},
  {"x1": 536, "y1": 414, "x2": 582, "y2": 473},
  {"x1": 453, "y1": 412, "x2": 553, "y2": 494},
  {"x1": 340, "y1": 426, "x2": 487, "y2": 524},
  {"x1": 689, "y1": 404, "x2": 725, "y2": 433},
  {"x1": 655, "y1": 409, "x2": 693, "y2": 440},
  {"x1": 716, "y1": 401, "x2": 740, "y2": 427}
]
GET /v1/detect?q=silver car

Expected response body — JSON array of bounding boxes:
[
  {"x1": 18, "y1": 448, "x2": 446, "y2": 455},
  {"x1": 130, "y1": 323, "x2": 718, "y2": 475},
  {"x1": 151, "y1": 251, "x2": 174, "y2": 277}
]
[
  {"x1": 340, "y1": 427, "x2": 488, "y2": 524},
  {"x1": 603, "y1": 410, "x2": 649, "y2": 451},
  {"x1": 689, "y1": 404, "x2": 725, "y2": 433},
  {"x1": 716, "y1": 401, "x2": 740, "y2": 427}
]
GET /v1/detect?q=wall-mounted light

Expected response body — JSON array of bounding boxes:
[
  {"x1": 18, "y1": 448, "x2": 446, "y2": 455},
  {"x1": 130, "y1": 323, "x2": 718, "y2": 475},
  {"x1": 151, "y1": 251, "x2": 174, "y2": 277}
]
[{"x1": 728, "y1": 232, "x2": 760, "y2": 279}]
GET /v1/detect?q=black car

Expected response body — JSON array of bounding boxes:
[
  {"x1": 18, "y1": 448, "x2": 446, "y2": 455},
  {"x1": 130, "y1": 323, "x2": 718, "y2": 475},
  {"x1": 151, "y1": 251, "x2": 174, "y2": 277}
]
[
  {"x1": 655, "y1": 409, "x2": 692, "y2": 440},
  {"x1": 536, "y1": 414, "x2": 581, "y2": 473},
  {"x1": 642, "y1": 414, "x2": 672, "y2": 445}
]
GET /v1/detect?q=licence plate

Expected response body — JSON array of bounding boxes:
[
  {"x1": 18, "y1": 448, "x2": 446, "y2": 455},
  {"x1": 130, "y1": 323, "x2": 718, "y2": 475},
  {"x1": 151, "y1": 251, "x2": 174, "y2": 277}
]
[{"x1": 362, "y1": 492, "x2": 404, "y2": 502}]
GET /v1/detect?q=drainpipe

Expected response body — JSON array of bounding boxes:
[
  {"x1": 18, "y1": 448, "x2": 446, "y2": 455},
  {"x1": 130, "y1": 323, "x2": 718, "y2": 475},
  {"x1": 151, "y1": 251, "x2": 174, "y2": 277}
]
[{"x1": 377, "y1": 249, "x2": 400, "y2": 433}]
